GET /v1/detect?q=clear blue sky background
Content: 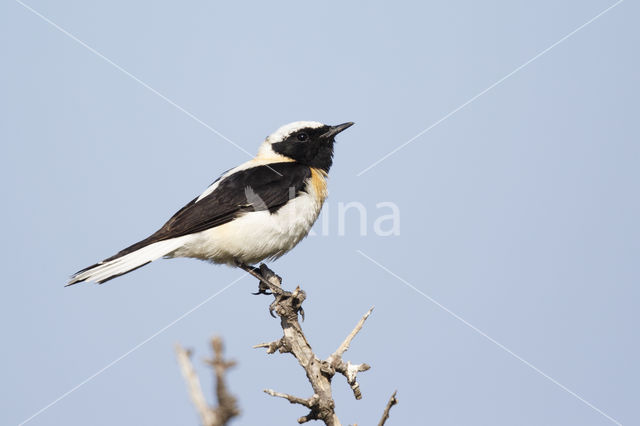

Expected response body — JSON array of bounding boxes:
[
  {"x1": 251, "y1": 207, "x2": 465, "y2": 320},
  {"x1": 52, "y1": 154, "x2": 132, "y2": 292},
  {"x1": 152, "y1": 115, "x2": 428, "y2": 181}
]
[{"x1": 1, "y1": 1, "x2": 638, "y2": 425}]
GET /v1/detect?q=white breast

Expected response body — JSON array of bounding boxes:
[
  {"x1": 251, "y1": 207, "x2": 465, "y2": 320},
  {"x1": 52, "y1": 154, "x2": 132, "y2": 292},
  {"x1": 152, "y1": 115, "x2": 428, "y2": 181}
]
[{"x1": 171, "y1": 173, "x2": 327, "y2": 265}]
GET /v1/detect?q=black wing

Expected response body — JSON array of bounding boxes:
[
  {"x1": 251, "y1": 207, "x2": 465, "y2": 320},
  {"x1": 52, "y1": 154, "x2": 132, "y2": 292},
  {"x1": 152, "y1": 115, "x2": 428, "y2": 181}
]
[
  {"x1": 102, "y1": 162, "x2": 311, "y2": 262},
  {"x1": 155, "y1": 162, "x2": 311, "y2": 239}
]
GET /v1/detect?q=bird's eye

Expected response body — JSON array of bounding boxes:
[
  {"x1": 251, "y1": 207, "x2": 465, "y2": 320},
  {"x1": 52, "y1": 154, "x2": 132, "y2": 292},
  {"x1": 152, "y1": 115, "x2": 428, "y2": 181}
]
[{"x1": 297, "y1": 133, "x2": 308, "y2": 141}]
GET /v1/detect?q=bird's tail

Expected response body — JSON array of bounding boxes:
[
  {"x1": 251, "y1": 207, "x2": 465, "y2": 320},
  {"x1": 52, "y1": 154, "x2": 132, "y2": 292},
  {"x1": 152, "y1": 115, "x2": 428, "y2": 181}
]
[{"x1": 67, "y1": 236, "x2": 188, "y2": 286}]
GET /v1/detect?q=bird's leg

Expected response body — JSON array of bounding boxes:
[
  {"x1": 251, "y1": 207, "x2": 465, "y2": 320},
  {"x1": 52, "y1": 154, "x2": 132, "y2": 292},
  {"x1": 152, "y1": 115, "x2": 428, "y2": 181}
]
[
  {"x1": 258, "y1": 264, "x2": 304, "y2": 321},
  {"x1": 236, "y1": 262, "x2": 304, "y2": 319},
  {"x1": 236, "y1": 262, "x2": 281, "y2": 296}
]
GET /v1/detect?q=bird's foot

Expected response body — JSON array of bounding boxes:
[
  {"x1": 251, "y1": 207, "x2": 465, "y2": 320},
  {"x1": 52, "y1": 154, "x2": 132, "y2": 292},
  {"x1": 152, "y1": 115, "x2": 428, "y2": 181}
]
[
  {"x1": 248, "y1": 266, "x2": 273, "y2": 296},
  {"x1": 258, "y1": 265, "x2": 305, "y2": 320},
  {"x1": 236, "y1": 262, "x2": 282, "y2": 295},
  {"x1": 236, "y1": 262, "x2": 304, "y2": 319}
]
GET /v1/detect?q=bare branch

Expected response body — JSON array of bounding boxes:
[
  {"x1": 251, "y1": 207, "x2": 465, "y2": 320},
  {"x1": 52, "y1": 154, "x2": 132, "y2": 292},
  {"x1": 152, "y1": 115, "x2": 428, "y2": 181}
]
[
  {"x1": 325, "y1": 307, "x2": 375, "y2": 400},
  {"x1": 251, "y1": 264, "x2": 381, "y2": 425},
  {"x1": 263, "y1": 389, "x2": 317, "y2": 408},
  {"x1": 333, "y1": 361, "x2": 371, "y2": 400},
  {"x1": 252, "y1": 264, "x2": 342, "y2": 425},
  {"x1": 331, "y1": 306, "x2": 374, "y2": 360},
  {"x1": 252, "y1": 337, "x2": 284, "y2": 354},
  {"x1": 377, "y1": 391, "x2": 398, "y2": 426},
  {"x1": 176, "y1": 266, "x2": 398, "y2": 425},
  {"x1": 205, "y1": 337, "x2": 240, "y2": 423},
  {"x1": 175, "y1": 344, "x2": 218, "y2": 426},
  {"x1": 175, "y1": 337, "x2": 239, "y2": 426}
]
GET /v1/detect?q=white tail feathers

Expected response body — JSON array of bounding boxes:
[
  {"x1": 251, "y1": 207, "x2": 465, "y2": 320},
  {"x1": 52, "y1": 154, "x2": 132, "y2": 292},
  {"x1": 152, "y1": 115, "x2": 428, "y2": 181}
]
[{"x1": 68, "y1": 237, "x2": 188, "y2": 285}]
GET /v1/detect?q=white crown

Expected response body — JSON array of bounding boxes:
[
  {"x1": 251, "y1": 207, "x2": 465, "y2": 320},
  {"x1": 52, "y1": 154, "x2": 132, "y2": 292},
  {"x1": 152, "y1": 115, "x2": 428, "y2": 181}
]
[{"x1": 266, "y1": 121, "x2": 324, "y2": 143}]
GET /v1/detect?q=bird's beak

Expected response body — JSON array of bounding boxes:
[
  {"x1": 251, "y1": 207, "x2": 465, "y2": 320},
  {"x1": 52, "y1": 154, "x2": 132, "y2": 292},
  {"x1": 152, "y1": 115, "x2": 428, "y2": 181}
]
[{"x1": 322, "y1": 122, "x2": 354, "y2": 140}]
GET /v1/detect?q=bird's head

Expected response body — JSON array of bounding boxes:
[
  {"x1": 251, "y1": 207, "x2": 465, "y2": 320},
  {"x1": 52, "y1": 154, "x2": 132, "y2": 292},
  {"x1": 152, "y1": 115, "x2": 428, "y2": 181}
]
[{"x1": 257, "y1": 121, "x2": 354, "y2": 172}]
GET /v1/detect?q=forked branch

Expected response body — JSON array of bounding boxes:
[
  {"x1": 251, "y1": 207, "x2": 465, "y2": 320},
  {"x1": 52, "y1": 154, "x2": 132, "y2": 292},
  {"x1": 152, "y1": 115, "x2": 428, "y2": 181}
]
[
  {"x1": 176, "y1": 264, "x2": 399, "y2": 425},
  {"x1": 175, "y1": 336, "x2": 240, "y2": 426},
  {"x1": 252, "y1": 263, "x2": 385, "y2": 425}
]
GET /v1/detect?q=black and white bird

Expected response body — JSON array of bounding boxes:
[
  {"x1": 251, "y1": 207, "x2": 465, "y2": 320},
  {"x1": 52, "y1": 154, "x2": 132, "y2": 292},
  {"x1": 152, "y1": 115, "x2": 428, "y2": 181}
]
[{"x1": 68, "y1": 121, "x2": 353, "y2": 285}]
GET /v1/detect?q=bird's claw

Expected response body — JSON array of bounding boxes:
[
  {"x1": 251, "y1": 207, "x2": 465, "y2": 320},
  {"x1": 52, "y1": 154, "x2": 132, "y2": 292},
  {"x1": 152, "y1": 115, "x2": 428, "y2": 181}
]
[
  {"x1": 251, "y1": 280, "x2": 272, "y2": 296},
  {"x1": 268, "y1": 300, "x2": 278, "y2": 318},
  {"x1": 239, "y1": 262, "x2": 304, "y2": 320}
]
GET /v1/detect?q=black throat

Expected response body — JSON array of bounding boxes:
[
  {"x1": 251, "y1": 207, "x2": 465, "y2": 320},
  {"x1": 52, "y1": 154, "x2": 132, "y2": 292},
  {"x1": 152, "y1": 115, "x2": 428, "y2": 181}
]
[{"x1": 270, "y1": 125, "x2": 335, "y2": 172}]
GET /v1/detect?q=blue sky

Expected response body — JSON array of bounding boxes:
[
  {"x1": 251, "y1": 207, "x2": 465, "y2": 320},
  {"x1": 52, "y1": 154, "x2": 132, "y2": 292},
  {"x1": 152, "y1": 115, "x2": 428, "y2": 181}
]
[{"x1": 1, "y1": 1, "x2": 638, "y2": 425}]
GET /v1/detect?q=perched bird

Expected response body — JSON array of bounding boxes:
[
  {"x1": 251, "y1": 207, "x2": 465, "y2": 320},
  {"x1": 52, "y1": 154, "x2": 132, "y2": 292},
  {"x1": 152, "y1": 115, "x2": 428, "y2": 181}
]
[{"x1": 68, "y1": 121, "x2": 353, "y2": 285}]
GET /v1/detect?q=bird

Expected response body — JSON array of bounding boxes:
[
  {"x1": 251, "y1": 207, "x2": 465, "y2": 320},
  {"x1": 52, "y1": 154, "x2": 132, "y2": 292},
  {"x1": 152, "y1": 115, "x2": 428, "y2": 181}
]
[{"x1": 68, "y1": 121, "x2": 354, "y2": 286}]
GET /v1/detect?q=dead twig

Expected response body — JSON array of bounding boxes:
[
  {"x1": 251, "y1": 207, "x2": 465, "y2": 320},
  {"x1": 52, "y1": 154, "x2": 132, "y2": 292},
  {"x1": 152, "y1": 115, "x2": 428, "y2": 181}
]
[
  {"x1": 253, "y1": 263, "x2": 377, "y2": 425},
  {"x1": 175, "y1": 336, "x2": 240, "y2": 426},
  {"x1": 327, "y1": 307, "x2": 374, "y2": 400},
  {"x1": 176, "y1": 264, "x2": 399, "y2": 425},
  {"x1": 377, "y1": 391, "x2": 398, "y2": 426}
]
